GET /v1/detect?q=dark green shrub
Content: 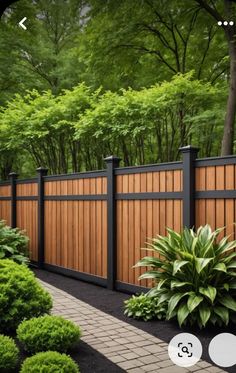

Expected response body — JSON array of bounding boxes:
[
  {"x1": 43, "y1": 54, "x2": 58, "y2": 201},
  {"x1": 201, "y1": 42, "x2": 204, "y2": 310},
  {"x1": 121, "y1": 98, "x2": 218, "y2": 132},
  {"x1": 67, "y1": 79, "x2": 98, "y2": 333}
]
[
  {"x1": 20, "y1": 351, "x2": 79, "y2": 373},
  {"x1": 135, "y1": 225, "x2": 236, "y2": 328},
  {"x1": 0, "y1": 259, "x2": 52, "y2": 332},
  {"x1": 124, "y1": 293, "x2": 166, "y2": 321},
  {"x1": 0, "y1": 334, "x2": 19, "y2": 372},
  {"x1": 0, "y1": 220, "x2": 29, "y2": 264},
  {"x1": 0, "y1": 335, "x2": 19, "y2": 372},
  {"x1": 17, "y1": 315, "x2": 81, "y2": 354}
]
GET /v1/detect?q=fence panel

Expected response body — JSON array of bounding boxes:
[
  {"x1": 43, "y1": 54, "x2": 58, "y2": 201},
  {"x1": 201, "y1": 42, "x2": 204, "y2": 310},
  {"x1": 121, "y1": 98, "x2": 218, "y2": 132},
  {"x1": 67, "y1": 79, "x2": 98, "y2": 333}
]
[
  {"x1": 195, "y1": 162, "x2": 236, "y2": 241},
  {"x1": 0, "y1": 184, "x2": 11, "y2": 226},
  {"x1": 115, "y1": 167, "x2": 183, "y2": 288},
  {"x1": 16, "y1": 181, "x2": 38, "y2": 261},
  {"x1": 44, "y1": 175, "x2": 107, "y2": 279}
]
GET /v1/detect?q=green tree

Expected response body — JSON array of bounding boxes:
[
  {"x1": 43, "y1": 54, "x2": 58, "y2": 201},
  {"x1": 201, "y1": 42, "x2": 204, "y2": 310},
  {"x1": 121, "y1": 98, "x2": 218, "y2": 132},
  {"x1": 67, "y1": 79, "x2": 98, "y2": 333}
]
[{"x1": 195, "y1": 0, "x2": 236, "y2": 155}]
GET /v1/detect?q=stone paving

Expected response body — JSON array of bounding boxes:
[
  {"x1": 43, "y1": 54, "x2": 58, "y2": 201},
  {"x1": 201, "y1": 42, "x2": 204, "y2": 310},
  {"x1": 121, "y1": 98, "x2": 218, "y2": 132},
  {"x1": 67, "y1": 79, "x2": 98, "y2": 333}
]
[{"x1": 40, "y1": 280, "x2": 226, "y2": 373}]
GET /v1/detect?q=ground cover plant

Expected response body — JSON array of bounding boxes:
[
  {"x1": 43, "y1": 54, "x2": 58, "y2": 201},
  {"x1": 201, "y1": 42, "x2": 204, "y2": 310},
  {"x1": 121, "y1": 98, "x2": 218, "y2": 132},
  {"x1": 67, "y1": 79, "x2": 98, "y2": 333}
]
[
  {"x1": 0, "y1": 259, "x2": 52, "y2": 332},
  {"x1": 17, "y1": 315, "x2": 81, "y2": 354},
  {"x1": 20, "y1": 351, "x2": 80, "y2": 373},
  {"x1": 0, "y1": 334, "x2": 19, "y2": 372},
  {"x1": 124, "y1": 293, "x2": 166, "y2": 321},
  {"x1": 128, "y1": 225, "x2": 236, "y2": 328},
  {"x1": 0, "y1": 220, "x2": 29, "y2": 264}
]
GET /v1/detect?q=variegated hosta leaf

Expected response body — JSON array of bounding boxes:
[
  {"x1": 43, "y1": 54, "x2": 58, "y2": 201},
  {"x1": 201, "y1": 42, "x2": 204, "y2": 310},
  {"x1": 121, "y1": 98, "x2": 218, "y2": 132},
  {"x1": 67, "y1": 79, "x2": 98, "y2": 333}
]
[
  {"x1": 187, "y1": 294, "x2": 203, "y2": 313},
  {"x1": 172, "y1": 260, "x2": 189, "y2": 275},
  {"x1": 199, "y1": 286, "x2": 217, "y2": 303}
]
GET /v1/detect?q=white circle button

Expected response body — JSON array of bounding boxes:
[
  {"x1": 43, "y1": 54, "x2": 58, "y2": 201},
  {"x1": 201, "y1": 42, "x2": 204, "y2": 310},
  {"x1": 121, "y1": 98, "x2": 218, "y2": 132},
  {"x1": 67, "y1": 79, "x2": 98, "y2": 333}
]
[
  {"x1": 209, "y1": 333, "x2": 236, "y2": 367},
  {"x1": 168, "y1": 333, "x2": 202, "y2": 367}
]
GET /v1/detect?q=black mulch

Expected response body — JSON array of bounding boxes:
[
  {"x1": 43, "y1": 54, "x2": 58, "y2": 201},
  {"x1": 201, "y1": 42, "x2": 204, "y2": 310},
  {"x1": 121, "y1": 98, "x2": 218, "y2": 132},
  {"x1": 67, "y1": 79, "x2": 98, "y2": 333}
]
[{"x1": 35, "y1": 269, "x2": 236, "y2": 373}]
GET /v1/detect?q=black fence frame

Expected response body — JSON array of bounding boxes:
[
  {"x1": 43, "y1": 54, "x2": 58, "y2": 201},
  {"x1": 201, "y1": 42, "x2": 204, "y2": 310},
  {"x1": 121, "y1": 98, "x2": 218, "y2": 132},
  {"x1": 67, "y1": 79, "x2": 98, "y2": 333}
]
[{"x1": 1, "y1": 145, "x2": 236, "y2": 293}]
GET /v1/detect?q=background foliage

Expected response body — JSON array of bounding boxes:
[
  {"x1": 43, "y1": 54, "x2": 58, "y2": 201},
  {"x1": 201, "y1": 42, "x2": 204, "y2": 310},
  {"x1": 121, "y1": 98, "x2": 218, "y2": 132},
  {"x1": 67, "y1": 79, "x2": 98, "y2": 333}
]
[{"x1": 0, "y1": 0, "x2": 234, "y2": 178}]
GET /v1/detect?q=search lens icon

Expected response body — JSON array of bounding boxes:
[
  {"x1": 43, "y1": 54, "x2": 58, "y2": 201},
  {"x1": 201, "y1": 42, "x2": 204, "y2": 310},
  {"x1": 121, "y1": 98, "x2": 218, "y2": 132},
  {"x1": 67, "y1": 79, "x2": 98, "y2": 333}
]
[{"x1": 182, "y1": 346, "x2": 189, "y2": 354}]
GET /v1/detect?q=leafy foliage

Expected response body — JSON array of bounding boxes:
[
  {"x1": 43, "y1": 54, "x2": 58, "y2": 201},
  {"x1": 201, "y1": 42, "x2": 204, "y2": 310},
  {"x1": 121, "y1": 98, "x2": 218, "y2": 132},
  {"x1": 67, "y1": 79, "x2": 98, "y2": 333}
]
[
  {"x1": 0, "y1": 0, "x2": 234, "y2": 176},
  {"x1": 135, "y1": 225, "x2": 236, "y2": 328},
  {"x1": 0, "y1": 74, "x2": 224, "y2": 177},
  {"x1": 0, "y1": 220, "x2": 29, "y2": 264},
  {"x1": 0, "y1": 334, "x2": 19, "y2": 372},
  {"x1": 124, "y1": 293, "x2": 166, "y2": 321},
  {"x1": 17, "y1": 315, "x2": 81, "y2": 354},
  {"x1": 20, "y1": 351, "x2": 79, "y2": 373},
  {"x1": 0, "y1": 259, "x2": 52, "y2": 332}
]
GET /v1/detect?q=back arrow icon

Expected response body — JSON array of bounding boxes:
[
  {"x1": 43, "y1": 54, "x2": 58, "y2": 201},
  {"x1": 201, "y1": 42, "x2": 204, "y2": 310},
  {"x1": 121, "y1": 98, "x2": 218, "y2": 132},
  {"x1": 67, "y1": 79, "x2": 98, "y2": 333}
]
[{"x1": 19, "y1": 17, "x2": 27, "y2": 30}]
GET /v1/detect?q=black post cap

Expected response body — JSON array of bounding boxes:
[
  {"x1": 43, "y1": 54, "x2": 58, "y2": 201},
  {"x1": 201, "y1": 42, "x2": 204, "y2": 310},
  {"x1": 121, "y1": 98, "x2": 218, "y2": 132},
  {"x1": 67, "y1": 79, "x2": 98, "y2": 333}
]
[{"x1": 179, "y1": 145, "x2": 199, "y2": 154}]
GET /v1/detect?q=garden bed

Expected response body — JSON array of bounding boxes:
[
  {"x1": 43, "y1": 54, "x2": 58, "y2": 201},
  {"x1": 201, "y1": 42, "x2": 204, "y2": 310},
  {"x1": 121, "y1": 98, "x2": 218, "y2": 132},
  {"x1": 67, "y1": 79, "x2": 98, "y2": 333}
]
[{"x1": 35, "y1": 268, "x2": 235, "y2": 373}]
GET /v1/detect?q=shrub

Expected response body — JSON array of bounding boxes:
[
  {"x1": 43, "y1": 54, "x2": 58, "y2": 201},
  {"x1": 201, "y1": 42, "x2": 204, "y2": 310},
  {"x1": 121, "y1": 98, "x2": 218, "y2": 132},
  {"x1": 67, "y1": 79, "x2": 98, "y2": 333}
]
[
  {"x1": 0, "y1": 220, "x2": 29, "y2": 264},
  {"x1": 0, "y1": 334, "x2": 19, "y2": 372},
  {"x1": 0, "y1": 259, "x2": 52, "y2": 332},
  {"x1": 135, "y1": 225, "x2": 236, "y2": 328},
  {"x1": 124, "y1": 293, "x2": 166, "y2": 321},
  {"x1": 17, "y1": 315, "x2": 81, "y2": 354},
  {"x1": 20, "y1": 351, "x2": 79, "y2": 373}
]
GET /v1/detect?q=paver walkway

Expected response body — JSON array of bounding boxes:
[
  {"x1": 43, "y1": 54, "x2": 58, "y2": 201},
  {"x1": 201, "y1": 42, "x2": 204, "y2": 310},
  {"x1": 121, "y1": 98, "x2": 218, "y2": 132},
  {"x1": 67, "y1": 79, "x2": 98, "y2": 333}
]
[{"x1": 40, "y1": 280, "x2": 226, "y2": 373}]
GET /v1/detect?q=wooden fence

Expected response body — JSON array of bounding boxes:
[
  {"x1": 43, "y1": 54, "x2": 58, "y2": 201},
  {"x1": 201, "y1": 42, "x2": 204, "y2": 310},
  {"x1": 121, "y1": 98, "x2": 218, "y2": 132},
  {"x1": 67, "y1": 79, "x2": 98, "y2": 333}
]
[{"x1": 1, "y1": 145, "x2": 236, "y2": 293}]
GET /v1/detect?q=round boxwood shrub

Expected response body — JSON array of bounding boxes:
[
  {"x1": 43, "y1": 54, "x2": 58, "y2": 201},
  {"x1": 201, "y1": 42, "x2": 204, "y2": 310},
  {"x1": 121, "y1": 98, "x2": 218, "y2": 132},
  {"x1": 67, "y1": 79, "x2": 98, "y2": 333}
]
[
  {"x1": 17, "y1": 315, "x2": 81, "y2": 354},
  {"x1": 0, "y1": 259, "x2": 52, "y2": 332},
  {"x1": 0, "y1": 334, "x2": 19, "y2": 372},
  {"x1": 20, "y1": 351, "x2": 79, "y2": 373}
]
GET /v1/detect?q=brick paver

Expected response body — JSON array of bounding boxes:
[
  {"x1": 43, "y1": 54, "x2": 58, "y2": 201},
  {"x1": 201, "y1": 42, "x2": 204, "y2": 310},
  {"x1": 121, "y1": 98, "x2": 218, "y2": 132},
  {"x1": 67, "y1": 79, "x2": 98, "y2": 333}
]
[{"x1": 40, "y1": 280, "x2": 227, "y2": 373}]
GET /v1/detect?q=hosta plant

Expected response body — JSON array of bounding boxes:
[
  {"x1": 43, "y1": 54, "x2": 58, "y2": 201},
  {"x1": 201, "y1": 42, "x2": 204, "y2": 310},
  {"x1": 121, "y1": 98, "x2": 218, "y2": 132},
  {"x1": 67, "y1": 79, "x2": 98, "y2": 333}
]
[{"x1": 135, "y1": 225, "x2": 236, "y2": 328}]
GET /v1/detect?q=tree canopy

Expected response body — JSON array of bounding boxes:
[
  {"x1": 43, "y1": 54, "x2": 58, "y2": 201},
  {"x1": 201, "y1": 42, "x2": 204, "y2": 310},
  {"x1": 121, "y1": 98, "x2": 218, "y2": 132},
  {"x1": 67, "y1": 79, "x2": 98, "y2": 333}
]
[{"x1": 0, "y1": 0, "x2": 234, "y2": 178}]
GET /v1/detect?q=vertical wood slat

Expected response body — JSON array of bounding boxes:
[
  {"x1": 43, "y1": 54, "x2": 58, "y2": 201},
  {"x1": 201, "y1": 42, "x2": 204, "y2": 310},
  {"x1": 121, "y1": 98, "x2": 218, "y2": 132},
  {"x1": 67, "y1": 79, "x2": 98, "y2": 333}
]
[{"x1": 116, "y1": 169, "x2": 183, "y2": 287}]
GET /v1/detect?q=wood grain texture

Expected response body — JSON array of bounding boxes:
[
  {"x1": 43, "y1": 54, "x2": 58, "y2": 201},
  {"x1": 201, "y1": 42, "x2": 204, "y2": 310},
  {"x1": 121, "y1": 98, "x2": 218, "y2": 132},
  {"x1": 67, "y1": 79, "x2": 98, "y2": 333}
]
[
  {"x1": 16, "y1": 200, "x2": 38, "y2": 261},
  {"x1": 116, "y1": 170, "x2": 182, "y2": 286}
]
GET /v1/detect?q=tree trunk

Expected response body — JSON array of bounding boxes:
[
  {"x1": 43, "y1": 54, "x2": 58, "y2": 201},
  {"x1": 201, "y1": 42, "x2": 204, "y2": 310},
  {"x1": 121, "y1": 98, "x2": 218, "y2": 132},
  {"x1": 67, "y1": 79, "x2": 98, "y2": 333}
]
[
  {"x1": 221, "y1": 35, "x2": 236, "y2": 155},
  {"x1": 221, "y1": 0, "x2": 236, "y2": 155}
]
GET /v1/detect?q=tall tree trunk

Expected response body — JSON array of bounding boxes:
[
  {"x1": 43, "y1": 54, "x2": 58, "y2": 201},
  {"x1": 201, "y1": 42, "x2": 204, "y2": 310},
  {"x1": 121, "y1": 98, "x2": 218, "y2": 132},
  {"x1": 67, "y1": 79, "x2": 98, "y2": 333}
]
[
  {"x1": 221, "y1": 27, "x2": 236, "y2": 155},
  {"x1": 196, "y1": 0, "x2": 236, "y2": 155}
]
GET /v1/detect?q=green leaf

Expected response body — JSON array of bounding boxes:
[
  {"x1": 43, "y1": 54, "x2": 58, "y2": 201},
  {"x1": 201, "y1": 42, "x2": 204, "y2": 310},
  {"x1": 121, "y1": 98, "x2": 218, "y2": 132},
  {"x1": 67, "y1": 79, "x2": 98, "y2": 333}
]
[
  {"x1": 157, "y1": 292, "x2": 171, "y2": 305},
  {"x1": 177, "y1": 303, "x2": 190, "y2": 327},
  {"x1": 134, "y1": 257, "x2": 162, "y2": 268},
  {"x1": 167, "y1": 293, "x2": 188, "y2": 319},
  {"x1": 219, "y1": 295, "x2": 236, "y2": 311},
  {"x1": 223, "y1": 283, "x2": 229, "y2": 291},
  {"x1": 227, "y1": 261, "x2": 236, "y2": 269},
  {"x1": 195, "y1": 258, "x2": 213, "y2": 274},
  {"x1": 139, "y1": 271, "x2": 162, "y2": 280},
  {"x1": 172, "y1": 260, "x2": 189, "y2": 275},
  {"x1": 214, "y1": 306, "x2": 229, "y2": 325},
  {"x1": 187, "y1": 294, "x2": 203, "y2": 313},
  {"x1": 199, "y1": 286, "x2": 217, "y2": 303},
  {"x1": 213, "y1": 263, "x2": 227, "y2": 273},
  {"x1": 171, "y1": 281, "x2": 192, "y2": 289},
  {"x1": 199, "y1": 304, "x2": 211, "y2": 327}
]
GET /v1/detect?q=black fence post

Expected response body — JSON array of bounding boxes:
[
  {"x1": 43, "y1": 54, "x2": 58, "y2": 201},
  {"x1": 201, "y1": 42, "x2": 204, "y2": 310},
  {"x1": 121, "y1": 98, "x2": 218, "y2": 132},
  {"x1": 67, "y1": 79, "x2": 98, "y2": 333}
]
[
  {"x1": 104, "y1": 155, "x2": 121, "y2": 290},
  {"x1": 8, "y1": 172, "x2": 18, "y2": 228},
  {"x1": 179, "y1": 145, "x2": 199, "y2": 229},
  {"x1": 37, "y1": 167, "x2": 48, "y2": 268}
]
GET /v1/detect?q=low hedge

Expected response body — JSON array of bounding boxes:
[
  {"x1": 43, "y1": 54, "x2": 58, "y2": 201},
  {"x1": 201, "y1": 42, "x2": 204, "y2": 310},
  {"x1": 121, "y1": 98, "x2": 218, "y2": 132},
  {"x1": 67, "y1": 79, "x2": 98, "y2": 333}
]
[
  {"x1": 17, "y1": 315, "x2": 81, "y2": 354},
  {"x1": 20, "y1": 351, "x2": 79, "y2": 373},
  {"x1": 0, "y1": 259, "x2": 52, "y2": 332},
  {"x1": 0, "y1": 334, "x2": 19, "y2": 372}
]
